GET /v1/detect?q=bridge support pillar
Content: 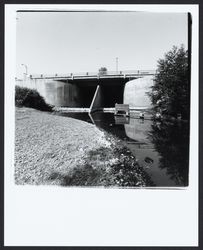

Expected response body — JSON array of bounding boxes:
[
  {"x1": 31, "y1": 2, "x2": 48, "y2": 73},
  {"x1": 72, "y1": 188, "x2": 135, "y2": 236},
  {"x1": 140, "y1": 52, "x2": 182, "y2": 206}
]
[{"x1": 89, "y1": 85, "x2": 103, "y2": 113}]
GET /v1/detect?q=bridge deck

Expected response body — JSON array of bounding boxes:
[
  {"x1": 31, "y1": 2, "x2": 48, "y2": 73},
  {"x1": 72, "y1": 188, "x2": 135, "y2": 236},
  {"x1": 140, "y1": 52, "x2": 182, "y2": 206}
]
[{"x1": 30, "y1": 70, "x2": 156, "y2": 80}]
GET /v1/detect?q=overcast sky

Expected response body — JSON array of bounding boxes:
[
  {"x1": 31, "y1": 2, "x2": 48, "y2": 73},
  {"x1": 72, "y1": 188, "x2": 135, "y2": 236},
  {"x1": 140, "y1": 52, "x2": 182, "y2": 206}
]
[{"x1": 16, "y1": 11, "x2": 188, "y2": 78}]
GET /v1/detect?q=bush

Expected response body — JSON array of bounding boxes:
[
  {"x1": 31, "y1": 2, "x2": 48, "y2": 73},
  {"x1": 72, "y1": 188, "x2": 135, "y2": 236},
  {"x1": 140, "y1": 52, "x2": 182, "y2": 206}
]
[{"x1": 15, "y1": 86, "x2": 53, "y2": 112}]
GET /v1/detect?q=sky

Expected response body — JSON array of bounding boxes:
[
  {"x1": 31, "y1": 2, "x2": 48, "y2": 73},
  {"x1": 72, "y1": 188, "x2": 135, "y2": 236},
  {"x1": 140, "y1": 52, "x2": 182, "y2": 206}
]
[{"x1": 16, "y1": 11, "x2": 188, "y2": 78}]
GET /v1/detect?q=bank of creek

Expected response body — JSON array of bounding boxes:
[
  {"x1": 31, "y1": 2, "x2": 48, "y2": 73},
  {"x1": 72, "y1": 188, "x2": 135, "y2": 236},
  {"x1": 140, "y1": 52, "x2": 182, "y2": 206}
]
[{"x1": 15, "y1": 107, "x2": 189, "y2": 187}]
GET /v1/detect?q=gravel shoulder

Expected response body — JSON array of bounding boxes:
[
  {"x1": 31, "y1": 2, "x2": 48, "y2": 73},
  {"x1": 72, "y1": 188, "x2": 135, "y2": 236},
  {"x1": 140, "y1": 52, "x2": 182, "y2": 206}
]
[{"x1": 15, "y1": 107, "x2": 152, "y2": 187}]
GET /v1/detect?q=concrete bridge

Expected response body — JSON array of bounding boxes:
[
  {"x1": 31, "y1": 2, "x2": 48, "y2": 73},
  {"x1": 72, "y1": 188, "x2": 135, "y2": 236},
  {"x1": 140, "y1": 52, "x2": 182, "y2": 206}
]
[
  {"x1": 16, "y1": 70, "x2": 156, "y2": 112},
  {"x1": 30, "y1": 70, "x2": 155, "y2": 81}
]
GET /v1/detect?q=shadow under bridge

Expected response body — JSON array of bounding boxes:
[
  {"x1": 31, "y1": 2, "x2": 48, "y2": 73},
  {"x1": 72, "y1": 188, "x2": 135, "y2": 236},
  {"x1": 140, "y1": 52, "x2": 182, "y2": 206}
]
[{"x1": 67, "y1": 77, "x2": 128, "y2": 111}]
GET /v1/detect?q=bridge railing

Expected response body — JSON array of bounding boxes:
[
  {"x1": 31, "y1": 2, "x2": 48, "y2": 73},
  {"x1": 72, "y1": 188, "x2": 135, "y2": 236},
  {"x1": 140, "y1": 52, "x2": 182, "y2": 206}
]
[{"x1": 30, "y1": 70, "x2": 156, "y2": 79}]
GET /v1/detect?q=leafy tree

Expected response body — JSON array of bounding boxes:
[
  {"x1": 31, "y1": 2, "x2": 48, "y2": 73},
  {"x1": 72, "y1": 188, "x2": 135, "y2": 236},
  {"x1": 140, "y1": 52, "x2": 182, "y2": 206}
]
[
  {"x1": 98, "y1": 67, "x2": 108, "y2": 75},
  {"x1": 149, "y1": 45, "x2": 190, "y2": 119}
]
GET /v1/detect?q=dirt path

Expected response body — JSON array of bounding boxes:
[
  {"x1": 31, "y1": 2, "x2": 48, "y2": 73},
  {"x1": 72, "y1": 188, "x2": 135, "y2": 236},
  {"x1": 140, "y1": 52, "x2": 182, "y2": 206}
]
[{"x1": 15, "y1": 107, "x2": 152, "y2": 187}]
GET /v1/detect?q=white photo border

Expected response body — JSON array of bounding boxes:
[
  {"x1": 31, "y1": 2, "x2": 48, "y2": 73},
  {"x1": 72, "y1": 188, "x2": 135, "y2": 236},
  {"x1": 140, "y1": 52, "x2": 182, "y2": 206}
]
[{"x1": 4, "y1": 4, "x2": 199, "y2": 246}]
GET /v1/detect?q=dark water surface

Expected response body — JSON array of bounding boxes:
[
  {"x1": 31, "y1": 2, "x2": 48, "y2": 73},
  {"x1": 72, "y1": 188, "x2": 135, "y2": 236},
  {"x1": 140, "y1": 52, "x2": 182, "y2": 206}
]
[{"x1": 57, "y1": 112, "x2": 189, "y2": 187}]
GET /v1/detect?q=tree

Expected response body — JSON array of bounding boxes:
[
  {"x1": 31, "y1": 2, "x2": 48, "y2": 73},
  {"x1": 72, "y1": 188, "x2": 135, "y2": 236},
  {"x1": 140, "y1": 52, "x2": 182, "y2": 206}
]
[
  {"x1": 98, "y1": 67, "x2": 108, "y2": 76},
  {"x1": 149, "y1": 45, "x2": 190, "y2": 119}
]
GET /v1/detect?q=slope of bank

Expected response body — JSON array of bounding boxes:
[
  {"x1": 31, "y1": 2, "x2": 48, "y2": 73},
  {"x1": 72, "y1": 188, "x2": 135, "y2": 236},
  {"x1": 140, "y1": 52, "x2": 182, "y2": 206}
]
[{"x1": 15, "y1": 107, "x2": 153, "y2": 187}]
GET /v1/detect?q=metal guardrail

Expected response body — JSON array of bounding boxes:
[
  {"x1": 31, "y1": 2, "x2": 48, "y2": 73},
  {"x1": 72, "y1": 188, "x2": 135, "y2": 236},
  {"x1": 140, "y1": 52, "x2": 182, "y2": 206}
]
[{"x1": 30, "y1": 70, "x2": 156, "y2": 79}]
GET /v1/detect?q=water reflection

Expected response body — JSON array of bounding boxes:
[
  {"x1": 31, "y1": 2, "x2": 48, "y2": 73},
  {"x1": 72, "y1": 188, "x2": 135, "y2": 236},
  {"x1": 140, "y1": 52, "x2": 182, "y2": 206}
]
[
  {"x1": 124, "y1": 118, "x2": 152, "y2": 143},
  {"x1": 124, "y1": 118, "x2": 189, "y2": 186},
  {"x1": 148, "y1": 120, "x2": 189, "y2": 186},
  {"x1": 55, "y1": 111, "x2": 189, "y2": 187},
  {"x1": 114, "y1": 115, "x2": 130, "y2": 125},
  {"x1": 91, "y1": 112, "x2": 128, "y2": 140}
]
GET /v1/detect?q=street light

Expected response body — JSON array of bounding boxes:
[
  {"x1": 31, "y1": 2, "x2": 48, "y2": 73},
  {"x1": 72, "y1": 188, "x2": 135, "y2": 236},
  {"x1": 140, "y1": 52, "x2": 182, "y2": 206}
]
[
  {"x1": 116, "y1": 57, "x2": 118, "y2": 73},
  {"x1": 21, "y1": 64, "x2": 28, "y2": 75}
]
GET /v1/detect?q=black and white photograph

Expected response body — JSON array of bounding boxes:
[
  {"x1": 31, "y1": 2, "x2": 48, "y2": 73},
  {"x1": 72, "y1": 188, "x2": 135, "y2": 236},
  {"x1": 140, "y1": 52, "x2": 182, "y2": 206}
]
[
  {"x1": 4, "y1": 4, "x2": 199, "y2": 247},
  {"x1": 15, "y1": 9, "x2": 191, "y2": 187}
]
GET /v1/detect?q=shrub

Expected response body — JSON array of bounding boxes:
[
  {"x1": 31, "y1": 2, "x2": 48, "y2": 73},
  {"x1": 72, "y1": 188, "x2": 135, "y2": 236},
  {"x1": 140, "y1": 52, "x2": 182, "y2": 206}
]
[{"x1": 15, "y1": 86, "x2": 53, "y2": 112}]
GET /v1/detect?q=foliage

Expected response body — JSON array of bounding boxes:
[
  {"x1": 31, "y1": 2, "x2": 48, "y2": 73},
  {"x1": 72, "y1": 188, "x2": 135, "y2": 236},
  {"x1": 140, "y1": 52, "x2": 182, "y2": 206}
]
[
  {"x1": 149, "y1": 45, "x2": 190, "y2": 119},
  {"x1": 98, "y1": 67, "x2": 108, "y2": 75},
  {"x1": 148, "y1": 120, "x2": 189, "y2": 186},
  {"x1": 15, "y1": 86, "x2": 53, "y2": 111}
]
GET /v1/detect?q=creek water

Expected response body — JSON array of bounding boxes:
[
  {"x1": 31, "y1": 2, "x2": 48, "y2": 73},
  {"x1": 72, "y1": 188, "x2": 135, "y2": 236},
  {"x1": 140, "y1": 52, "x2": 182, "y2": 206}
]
[{"x1": 57, "y1": 112, "x2": 189, "y2": 187}]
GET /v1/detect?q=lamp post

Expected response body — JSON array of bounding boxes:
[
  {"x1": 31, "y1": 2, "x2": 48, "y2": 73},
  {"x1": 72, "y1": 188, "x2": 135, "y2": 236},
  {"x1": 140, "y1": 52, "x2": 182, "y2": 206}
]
[
  {"x1": 21, "y1": 64, "x2": 28, "y2": 78},
  {"x1": 116, "y1": 57, "x2": 118, "y2": 73}
]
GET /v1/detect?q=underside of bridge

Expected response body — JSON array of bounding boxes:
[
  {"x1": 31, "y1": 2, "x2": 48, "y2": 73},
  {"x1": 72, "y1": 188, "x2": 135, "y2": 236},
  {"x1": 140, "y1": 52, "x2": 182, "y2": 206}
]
[
  {"x1": 70, "y1": 84, "x2": 124, "y2": 109},
  {"x1": 39, "y1": 77, "x2": 136, "y2": 109},
  {"x1": 77, "y1": 86, "x2": 97, "y2": 107},
  {"x1": 65, "y1": 78, "x2": 129, "y2": 109},
  {"x1": 99, "y1": 85, "x2": 124, "y2": 107}
]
